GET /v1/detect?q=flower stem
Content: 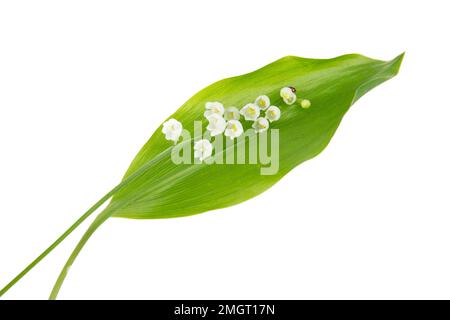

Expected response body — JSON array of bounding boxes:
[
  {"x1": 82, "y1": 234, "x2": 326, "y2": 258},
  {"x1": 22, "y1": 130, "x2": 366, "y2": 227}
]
[
  {"x1": 49, "y1": 210, "x2": 110, "y2": 299},
  {"x1": 0, "y1": 148, "x2": 170, "y2": 298},
  {"x1": 0, "y1": 189, "x2": 115, "y2": 297}
]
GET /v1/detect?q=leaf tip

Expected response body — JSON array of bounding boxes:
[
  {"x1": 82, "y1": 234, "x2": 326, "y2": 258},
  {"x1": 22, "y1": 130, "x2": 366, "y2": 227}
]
[
  {"x1": 390, "y1": 52, "x2": 405, "y2": 76},
  {"x1": 350, "y1": 52, "x2": 404, "y2": 105}
]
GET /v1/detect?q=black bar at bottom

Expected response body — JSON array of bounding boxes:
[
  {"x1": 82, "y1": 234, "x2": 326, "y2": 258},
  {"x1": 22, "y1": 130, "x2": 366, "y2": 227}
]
[{"x1": 0, "y1": 300, "x2": 447, "y2": 318}]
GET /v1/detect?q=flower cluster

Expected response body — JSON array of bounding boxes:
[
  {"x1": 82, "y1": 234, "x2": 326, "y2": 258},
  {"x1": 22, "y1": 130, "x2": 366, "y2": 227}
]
[
  {"x1": 204, "y1": 101, "x2": 243, "y2": 139},
  {"x1": 193, "y1": 96, "x2": 281, "y2": 161},
  {"x1": 207, "y1": 95, "x2": 281, "y2": 136},
  {"x1": 162, "y1": 86, "x2": 311, "y2": 162}
]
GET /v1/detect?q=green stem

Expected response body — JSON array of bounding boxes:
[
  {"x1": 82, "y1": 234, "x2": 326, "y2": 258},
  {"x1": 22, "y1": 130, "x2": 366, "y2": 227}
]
[
  {"x1": 0, "y1": 148, "x2": 169, "y2": 298},
  {"x1": 49, "y1": 210, "x2": 110, "y2": 299},
  {"x1": 0, "y1": 189, "x2": 116, "y2": 297}
]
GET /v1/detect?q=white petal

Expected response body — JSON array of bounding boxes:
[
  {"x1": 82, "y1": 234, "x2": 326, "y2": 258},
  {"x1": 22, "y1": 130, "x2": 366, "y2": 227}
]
[
  {"x1": 240, "y1": 103, "x2": 260, "y2": 121},
  {"x1": 162, "y1": 118, "x2": 183, "y2": 142},
  {"x1": 265, "y1": 106, "x2": 281, "y2": 122},
  {"x1": 204, "y1": 102, "x2": 224, "y2": 118},
  {"x1": 252, "y1": 117, "x2": 269, "y2": 133},
  {"x1": 255, "y1": 95, "x2": 270, "y2": 110},
  {"x1": 224, "y1": 107, "x2": 240, "y2": 121},
  {"x1": 224, "y1": 120, "x2": 244, "y2": 139},
  {"x1": 280, "y1": 87, "x2": 297, "y2": 105},
  {"x1": 194, "y1": 139, "x2": 213, "y2": 161},
  {"x1": 206, "y1": 113, "x2": 226, "y2": 136}
]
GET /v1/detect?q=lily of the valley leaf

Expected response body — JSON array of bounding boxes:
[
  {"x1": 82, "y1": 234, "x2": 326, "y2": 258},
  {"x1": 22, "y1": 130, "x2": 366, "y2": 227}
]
[{"x1": 0, "y1": 53, "x2": 404, "y2": 299}]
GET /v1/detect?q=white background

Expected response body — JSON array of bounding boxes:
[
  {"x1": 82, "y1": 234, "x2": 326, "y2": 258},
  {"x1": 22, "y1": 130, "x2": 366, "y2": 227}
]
[{"x1": 0, "y1": 0, "x2": 449, "y2": 300}]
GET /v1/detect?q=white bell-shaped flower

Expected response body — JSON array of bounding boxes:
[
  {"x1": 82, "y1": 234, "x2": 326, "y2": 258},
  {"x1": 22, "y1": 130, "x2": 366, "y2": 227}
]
[
  {"x1": 204, "y1": 102, "x2": 224, "y2": 118},
  {"x1": 224, "y1": 107, "x2": 240, "y2": 121},
  {"x1": 194, "y1": 139, "x2": 213, "y2": 161},
  {"x1": 252, "y1": 117, "x2": 270, "y2": 133},
  {"x1": 280, "y1": 87, "x2": 297, "y2": 105},
  {"x1": 224, "y1": 120, "x2": 244, "y2": 139},
  {"x1": 162, "y1": 118, "x2": 183, "y2": 143},
  {"x1": 206, "y1": 113, "x2": 226, "y2": 136},
  {"x1": 254, "y1": 95, "x2": 270, "y2": 110},
  {"x1": 265, "y1": 106, "x2": 281, "y2": 122},
  {"x1": 240, "y1": 103, "x2": 260, "y2": 121}
]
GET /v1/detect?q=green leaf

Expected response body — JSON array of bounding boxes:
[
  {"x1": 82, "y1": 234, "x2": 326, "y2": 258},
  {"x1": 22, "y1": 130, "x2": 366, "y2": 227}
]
[
  {"x1": 0, "y1": 53, "x2": 403, "y2": 299},
  {"x1": 107, "y1": 53, "x2": 404, "y2": 219}
]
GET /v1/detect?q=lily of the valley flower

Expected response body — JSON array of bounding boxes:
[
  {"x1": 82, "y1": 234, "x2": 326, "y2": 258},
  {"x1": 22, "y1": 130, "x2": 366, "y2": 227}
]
[
  {"x1": 194, "y1": 139, "x2": 213, "y2": 161},
  {"x1": 224, "y1": 107, "x2": 240, "y2": 121},
  {"x1": 280, "y1": 87, "x2": 297, "y2": 105},
  {"x1": 265, "y1": 106, "x2": 281, "y2": 122},
  {"x1": 204, "y1": 102, "x2": 224, "y2": 118},
  {"x1": 206, "y1": 113, "x2": 226, "y2": 136},
  {"x1": 240, "y1": 103, "x2": 260, "y2": 121},
  {"x1": 252, "y1": 117, "x2": 270, "y2": 133},
  {"x1": 224, "y1": 120, "x2": 244, "y2": 139},
  {"x1": 162, "y1": 118, "x2": 183, "y2": 143},
  {"x1": 255, "y1": 95, "x2": 270, "y2": 110}
]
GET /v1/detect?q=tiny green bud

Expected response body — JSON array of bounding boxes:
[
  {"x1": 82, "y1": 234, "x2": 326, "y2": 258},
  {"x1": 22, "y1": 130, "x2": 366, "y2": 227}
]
[{"x1": 300, "y1": 99, "x2": 311, "y2": 109}]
